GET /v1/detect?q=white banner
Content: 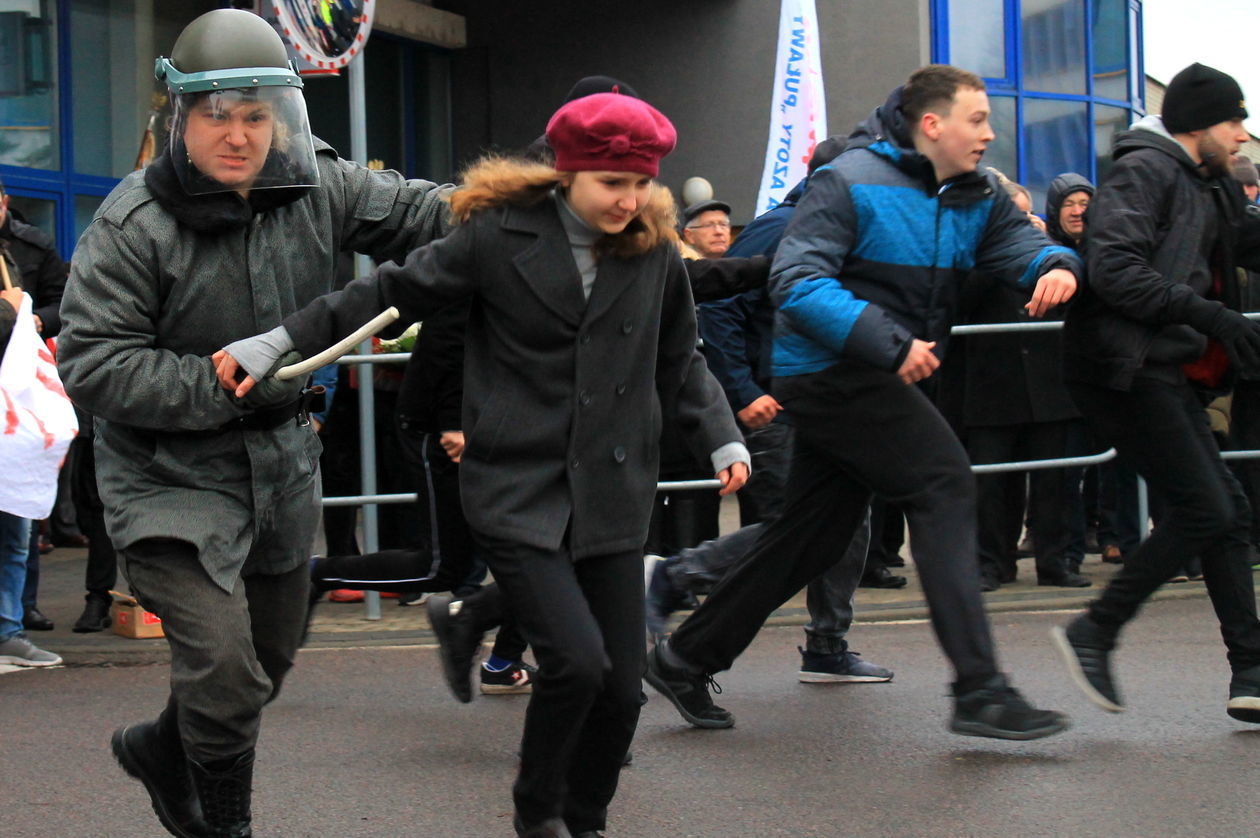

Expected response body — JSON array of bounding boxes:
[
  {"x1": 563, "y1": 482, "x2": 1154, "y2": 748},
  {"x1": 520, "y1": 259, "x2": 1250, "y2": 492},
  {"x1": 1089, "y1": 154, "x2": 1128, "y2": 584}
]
[
  {"x1": 0, "y1": 293, "x2": 77, "y2": 519},
  {"x1": 754, "y1": 0, "x2": 828, "y2": 217}
]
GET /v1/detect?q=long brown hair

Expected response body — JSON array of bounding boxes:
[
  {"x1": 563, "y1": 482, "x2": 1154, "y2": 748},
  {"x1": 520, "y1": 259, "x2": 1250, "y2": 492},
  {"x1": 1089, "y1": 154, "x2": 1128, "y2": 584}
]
[{"x1": 448, "y1": 155, "x2": 679, "y2": 258}]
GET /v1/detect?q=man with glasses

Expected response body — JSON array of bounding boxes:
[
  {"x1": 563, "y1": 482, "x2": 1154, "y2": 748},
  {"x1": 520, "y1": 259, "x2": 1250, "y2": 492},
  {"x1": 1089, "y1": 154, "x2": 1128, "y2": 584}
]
[{"x1": 681, "y1": 199, "x2": 733, "y2": 258}]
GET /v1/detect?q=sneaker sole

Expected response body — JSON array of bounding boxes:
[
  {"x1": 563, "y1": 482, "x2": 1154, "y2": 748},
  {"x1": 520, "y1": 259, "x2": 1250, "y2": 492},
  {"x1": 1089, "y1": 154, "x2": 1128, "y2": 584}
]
[
  {"x1": 480, "y1": 683, "x2": 532, "y2": 695},
  {"x1": 110, "y1": 727, "x2": 203, "y2": 838},
  {"x1": 1227, "y1": 696, "x2": 1260, "y2": 723},
  {"x1": 0, "y1": 653, "x2": 62, "y2": 667},
  {"x1": 643, "y1": 663, "x2": 735, "y2": 730},
  {"x1": 1050, "y1": 626, "x2": 1125, "y2": 713},
  {"x1": 798, "y1": 671, "x2": 893, "y2": 684},
  {"x1": 949, "y1": 714, "x2": 1071, "y2": 741}
]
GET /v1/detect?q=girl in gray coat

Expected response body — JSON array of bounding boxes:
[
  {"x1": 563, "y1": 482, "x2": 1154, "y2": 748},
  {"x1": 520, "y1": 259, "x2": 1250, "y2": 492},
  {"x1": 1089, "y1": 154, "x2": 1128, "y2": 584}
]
[{"x1": 220, "y1": 92, "x2": 749, "y2": 837}]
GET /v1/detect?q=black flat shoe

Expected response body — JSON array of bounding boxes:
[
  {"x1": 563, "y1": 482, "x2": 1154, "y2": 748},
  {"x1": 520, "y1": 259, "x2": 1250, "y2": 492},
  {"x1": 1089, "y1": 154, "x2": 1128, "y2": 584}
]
[{"x1": 859, "y1": 566, "x2": 908, "y2": 589}]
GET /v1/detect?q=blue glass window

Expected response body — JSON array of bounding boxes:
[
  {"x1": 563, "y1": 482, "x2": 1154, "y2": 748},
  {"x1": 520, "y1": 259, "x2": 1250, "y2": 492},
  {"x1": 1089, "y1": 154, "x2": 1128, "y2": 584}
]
[
  {"x1": 984, "y1": 94, "x2": 1017, "y2": 181},
  {"x1": 1022, "y1": 0, "x2": 1087, "y2": 95},
  {"x1": 0, "y1": 1, "x2": 59, "y2": 170},
  {"x1": 1092, "y1": 0, "x2": 1129, "y2": 101},
  {"x1": 949, "y1": 0, "x2": 1007, "y2": 80},
  {"x1": 1023, "y1": 98, "x2": 1091, "y2": 212}
]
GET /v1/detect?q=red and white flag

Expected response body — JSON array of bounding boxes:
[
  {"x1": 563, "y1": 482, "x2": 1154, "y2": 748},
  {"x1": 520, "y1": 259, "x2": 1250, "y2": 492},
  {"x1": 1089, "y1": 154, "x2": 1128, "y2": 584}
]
[{"x1": 755, "y1": 0, "x2": 828, "y2": 217}]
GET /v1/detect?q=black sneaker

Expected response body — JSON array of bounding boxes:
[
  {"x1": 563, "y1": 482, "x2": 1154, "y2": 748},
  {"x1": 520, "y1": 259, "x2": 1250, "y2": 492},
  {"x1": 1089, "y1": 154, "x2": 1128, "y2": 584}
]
[
  {"x1": 480, "y1": 660, "x2": 536, "y2": 695},
  {"x1": 426, "y1": 594, "x2": 484, "y2": 703},
  {"x1": 1051, "y1": 614, "x2": 1124, "y2": 712},
  {"x1": 643, "y1": 642, "x2": 734, "y2": 729},
  {"x1": 950, "y1": 675, "x2": 1071, "y2": 740},
  {"x1": 1227, "y1": 664, "x2": 1260, "y2": 723},
  {"x1": 797, "y1": 646, "x2": 893, "y2": 683}
]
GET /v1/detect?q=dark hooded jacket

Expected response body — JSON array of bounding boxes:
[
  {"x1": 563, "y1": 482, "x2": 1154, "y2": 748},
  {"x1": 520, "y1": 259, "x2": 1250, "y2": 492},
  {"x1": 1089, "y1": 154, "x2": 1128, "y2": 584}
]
[
  {"x1": 1045, "y1": 173, "x2": 1095, "y2": 249},
  {"x1": 1063, "y1": 116, "x2": 1260, "y2": 390},
  {"x1": 769, "y1": 87, "x2": 1081, "y2": 377}
]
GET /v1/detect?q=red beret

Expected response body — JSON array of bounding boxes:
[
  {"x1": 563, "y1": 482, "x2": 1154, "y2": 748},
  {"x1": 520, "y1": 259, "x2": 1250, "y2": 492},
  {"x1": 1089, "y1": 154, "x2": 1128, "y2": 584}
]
[{"x1": 545, "y1": 92, "x2": 677, "y2": 177}]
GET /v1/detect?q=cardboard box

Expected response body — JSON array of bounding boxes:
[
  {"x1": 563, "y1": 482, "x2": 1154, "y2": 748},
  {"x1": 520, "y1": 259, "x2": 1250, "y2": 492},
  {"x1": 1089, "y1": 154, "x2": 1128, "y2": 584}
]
[{"x1": 110, "y1": 592, "x2": 165, "y2": 639}]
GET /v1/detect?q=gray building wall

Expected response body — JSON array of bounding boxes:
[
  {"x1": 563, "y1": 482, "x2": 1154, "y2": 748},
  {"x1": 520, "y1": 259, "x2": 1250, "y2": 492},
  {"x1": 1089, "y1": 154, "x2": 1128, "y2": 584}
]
[{"x1": 439, "y1": 0, "x2": 930, "y2": 222}]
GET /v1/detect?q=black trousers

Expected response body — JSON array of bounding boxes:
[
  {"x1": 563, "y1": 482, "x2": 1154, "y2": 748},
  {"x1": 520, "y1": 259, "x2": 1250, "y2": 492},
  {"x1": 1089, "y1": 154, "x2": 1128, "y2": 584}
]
[
  {"x1": 669, "y1": 362, "x2": 999, "y2": 689},
  {"x1": 70, "y1": 433, "x2": 117, "y2": 599},
  {"x1": 1071, "y1": 378, "x2": 1260, "y2": 671},
  {"x1": 968, "y1": 421, "x2": 1074, "y2": 581},
  {"x1": 475, "y1": 533, "x2": 643, "y2": 834}
]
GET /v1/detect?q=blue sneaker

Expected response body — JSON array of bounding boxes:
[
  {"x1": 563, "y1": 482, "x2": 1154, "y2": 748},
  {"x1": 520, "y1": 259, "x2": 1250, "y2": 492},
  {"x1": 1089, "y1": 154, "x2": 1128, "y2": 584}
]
[{"x1": 797, "y1": 646, "x2": 893, "y2": 683}]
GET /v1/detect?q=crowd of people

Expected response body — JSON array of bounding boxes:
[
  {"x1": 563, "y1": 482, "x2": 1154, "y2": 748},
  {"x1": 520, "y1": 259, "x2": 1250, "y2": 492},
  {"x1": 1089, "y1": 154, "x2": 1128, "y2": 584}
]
[{"x1": 3, "y1": 7, "x2": 1260, "y2": 837}]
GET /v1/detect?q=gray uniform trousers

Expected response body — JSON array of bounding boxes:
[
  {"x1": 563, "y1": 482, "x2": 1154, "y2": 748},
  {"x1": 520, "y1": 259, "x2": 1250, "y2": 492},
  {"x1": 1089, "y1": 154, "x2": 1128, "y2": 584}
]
[
  {"x1": 665, "y1": 422, "x2": 871, "y2": 654},
  {"x1": 122, "y1": 538, "x2": 310, "y2": 762}
]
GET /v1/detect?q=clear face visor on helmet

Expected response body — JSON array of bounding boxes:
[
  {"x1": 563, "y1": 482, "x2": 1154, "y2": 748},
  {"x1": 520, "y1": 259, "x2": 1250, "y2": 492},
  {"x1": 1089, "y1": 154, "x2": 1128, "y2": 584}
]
[{"x1": 156, "y1": 57, "x2": 319, "y2": 195}]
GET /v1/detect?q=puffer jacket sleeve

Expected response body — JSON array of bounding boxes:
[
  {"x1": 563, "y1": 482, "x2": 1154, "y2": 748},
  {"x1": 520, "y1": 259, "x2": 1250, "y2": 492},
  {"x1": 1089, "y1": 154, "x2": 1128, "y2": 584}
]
[
  {"x1": 1084, "y1": 153, "x2": 1216, "y2": 325},
  {"x1": 656, "y1": 250, "x2": 743, "y2": 465},
  {"x1": 329, "y1": 156, "x2": 455, "y2": 267},
  {"x1": 974, "y1": 185, "x2": 1081, "y2": 290},
  {"x1": 284, "y1": 211, "x2": 480, "y2": 359},
  {"x1": 57, "y1": 220, "x2": 249, "y2": 430},
  {"x1": 769, "y1": 165, "x2": 914, "y2": 371}
]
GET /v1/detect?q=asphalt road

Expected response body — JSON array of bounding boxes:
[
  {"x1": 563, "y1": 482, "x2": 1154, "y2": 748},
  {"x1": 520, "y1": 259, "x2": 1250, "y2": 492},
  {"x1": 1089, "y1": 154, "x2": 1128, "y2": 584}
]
[{"x1": 5, "y1": 597, "x2": 1257, "y2": 837}]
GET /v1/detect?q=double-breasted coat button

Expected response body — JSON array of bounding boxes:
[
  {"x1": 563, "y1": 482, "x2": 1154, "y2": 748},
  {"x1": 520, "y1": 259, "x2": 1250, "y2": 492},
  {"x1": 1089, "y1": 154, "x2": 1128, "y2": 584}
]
[
  {"x1": 580, "y1": 390, "x2": 592, "y2": 406},
  {"x1": 621, "y1": 319, "x2": 633, "y2": 334},
  {"x1": 616, "y1": 382, "x2": 627, "y2": 395},
  {"x1": 571, "y1": 457, "x2": 581, "y2": 469},
  {"x1": 613, "y1": 446, "x2": 626, "y2": 463},
  {"x1": 580, "y1": 333, "x2": 591, "y2": 345}
]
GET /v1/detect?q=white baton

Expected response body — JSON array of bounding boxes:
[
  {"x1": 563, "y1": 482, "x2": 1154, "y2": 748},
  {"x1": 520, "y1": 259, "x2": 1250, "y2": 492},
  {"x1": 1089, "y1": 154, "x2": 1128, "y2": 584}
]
[{"x1": 274, "y1": 306, "x2": 401, "y2": 381}]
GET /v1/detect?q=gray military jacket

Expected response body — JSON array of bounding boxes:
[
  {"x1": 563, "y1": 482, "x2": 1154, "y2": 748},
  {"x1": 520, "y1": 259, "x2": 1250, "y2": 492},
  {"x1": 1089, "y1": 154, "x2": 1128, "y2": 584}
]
[
  {"x1": 58, "y1": 142, "x2": 450, "y2": 590},
  {"x1": 285, "y1": 196, "x2": 740, "y2": 559}
]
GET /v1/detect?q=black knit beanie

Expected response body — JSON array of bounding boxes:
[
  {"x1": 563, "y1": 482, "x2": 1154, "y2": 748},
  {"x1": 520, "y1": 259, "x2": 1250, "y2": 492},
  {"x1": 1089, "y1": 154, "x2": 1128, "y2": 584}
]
[{"x1": 1163, "y1": 63, "x2": 1248, "y2": 133}]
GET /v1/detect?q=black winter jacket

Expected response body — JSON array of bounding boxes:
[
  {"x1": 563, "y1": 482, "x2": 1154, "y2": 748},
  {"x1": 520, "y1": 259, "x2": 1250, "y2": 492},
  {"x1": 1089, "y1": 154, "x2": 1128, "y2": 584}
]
[{"x1": 1064, "y1": 116, "x2": 1260, "y2": 390}]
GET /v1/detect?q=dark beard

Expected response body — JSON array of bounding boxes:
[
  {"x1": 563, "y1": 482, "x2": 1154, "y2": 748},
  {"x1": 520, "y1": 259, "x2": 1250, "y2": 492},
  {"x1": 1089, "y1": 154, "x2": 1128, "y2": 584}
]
[{"x1": 1198, "y1": 137, "x2": 1233, "y2": 177}]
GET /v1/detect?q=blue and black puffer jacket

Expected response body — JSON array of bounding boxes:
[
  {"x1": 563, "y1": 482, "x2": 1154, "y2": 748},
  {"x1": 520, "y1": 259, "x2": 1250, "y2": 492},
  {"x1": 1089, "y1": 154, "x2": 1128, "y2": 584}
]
[{"x1": 769, "y1": 87, "x2": 1082, "y2": 377}]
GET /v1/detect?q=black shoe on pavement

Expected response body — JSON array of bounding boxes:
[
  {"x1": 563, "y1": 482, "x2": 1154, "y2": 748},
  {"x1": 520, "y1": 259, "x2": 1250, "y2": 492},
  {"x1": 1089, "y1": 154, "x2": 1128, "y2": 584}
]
[
  {"x1": 980, "y1": 571, "x2": 1002, "y2": 593},
  {"x1": 111, "y1": 722, "x2": 208, "y2": 838},
  {"x1": 950, "y1": 675, "x2": 1071, "y2": 740},
  {"x1": 859, "y1": 566, "x2": 908, "y2": 589},
  {"x1": 1037, "y1": 571, "x2": 1091, "y2": 588},
  {"x1": 188, "y1": 750, "x2": 254, "y2": 838},
  {"x1": 1051, "y1": 614, "x2": 1124, "y2": 712},
  {"x1": 426, "y1": 593, "x2": 484, "y2": 703},
  {"x1": 74, "y1": 596, "x2": 113, "y2": 633},
  {"x1": 643, "y1": 641, "x2": 734, "y2": 729},
  {"x1": 1227, "y1": 664, "x2": 1260, "y2": 723},
  {"x1": 22, "y1": 606, "x2": 53, "y2": 631}
]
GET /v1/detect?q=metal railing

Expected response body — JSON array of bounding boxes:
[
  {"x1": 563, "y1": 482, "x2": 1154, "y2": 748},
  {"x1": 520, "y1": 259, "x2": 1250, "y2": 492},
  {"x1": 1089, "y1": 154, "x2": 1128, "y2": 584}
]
[{"x1": 327, "y1": 315, "x2": 1260, "y2": 617}]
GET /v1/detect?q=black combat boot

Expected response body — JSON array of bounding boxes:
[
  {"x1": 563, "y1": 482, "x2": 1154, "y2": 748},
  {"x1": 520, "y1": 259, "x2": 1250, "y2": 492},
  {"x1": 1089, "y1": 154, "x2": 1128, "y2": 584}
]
[
  {"x1": 111, "y1": 698, "x2": 208, "y2": 838},
  {"x1": 189, "y1": 750, "x2": 255, "y2": 838}
]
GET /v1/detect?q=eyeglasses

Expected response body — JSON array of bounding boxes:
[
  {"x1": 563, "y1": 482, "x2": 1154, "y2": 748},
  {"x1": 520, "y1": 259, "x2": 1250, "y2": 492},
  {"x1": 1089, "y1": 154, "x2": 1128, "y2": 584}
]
[{"x1": 686, "y1": 220, "x2": 731, "y2": 231}]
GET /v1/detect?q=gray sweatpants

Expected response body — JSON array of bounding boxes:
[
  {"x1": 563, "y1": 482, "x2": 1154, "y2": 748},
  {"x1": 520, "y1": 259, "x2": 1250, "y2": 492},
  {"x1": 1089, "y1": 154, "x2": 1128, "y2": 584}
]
[{"x1": 123, "y1": 538, "x2": 309, "y2": 762}]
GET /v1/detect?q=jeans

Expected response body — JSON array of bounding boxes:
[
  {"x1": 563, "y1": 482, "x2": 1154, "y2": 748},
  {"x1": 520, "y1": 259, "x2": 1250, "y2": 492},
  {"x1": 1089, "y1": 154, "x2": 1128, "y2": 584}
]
[
  {"x1": 22, "y1": 522, "x2": 39, "y2": 611},
  {"x1": 0, "y1": 513, "x2": 31, "y2": 639},
  {"x1": 1071, "y1": 378, "x2": 1260, "y2": 671},
  {"x1": 669, "y1": 362, "x2": 999, "y2": 690}
]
